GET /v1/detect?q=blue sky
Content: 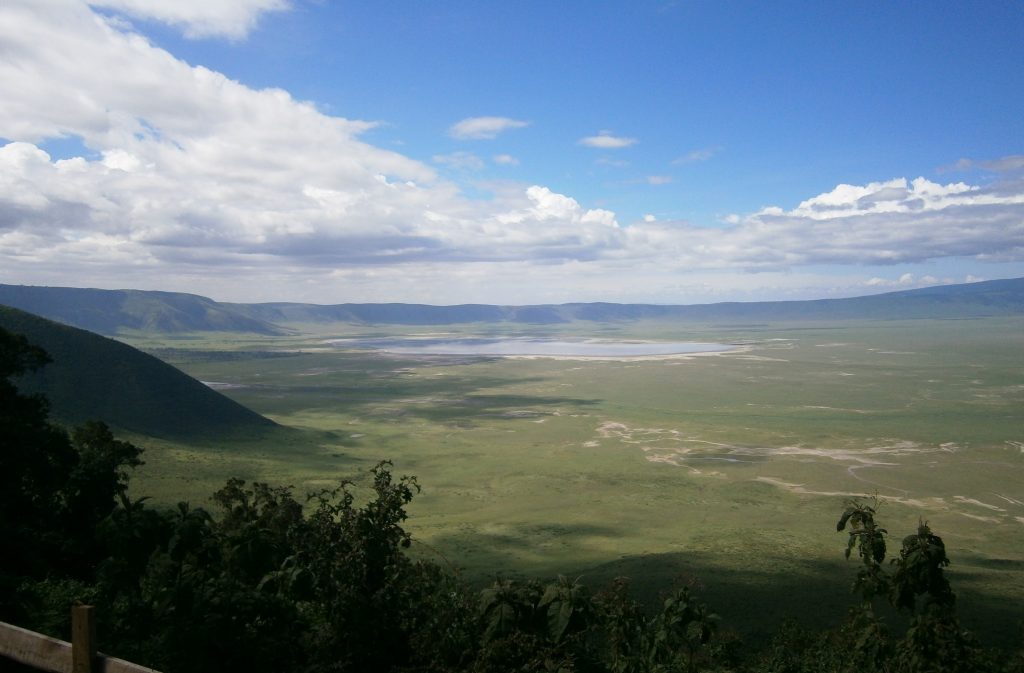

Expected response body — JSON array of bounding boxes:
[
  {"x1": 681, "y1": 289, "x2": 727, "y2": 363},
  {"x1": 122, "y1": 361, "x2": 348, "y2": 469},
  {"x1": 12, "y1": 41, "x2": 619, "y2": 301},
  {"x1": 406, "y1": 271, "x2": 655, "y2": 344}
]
[{"x1": 0, "y1": 1, "x2": 1022, "y2": 304}]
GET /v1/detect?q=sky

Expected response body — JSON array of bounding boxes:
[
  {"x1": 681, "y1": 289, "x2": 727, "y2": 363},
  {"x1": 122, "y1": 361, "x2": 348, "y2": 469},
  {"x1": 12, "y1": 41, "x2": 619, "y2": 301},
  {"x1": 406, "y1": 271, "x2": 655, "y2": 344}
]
[{"x1": 1, "y1": 0, "x2": 1022, "y2": 306}]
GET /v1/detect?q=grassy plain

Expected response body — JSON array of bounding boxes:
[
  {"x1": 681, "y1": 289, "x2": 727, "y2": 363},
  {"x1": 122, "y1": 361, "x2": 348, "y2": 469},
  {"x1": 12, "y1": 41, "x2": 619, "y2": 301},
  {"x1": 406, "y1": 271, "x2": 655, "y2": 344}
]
[{"x1": 121, "y1": 317, "x2": 1024, "y2": 643}]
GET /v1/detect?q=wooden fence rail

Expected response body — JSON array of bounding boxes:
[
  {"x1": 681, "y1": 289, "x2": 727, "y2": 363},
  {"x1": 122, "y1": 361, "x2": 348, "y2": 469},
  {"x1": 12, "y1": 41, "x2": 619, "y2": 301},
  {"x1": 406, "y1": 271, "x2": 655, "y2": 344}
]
[{"x1": 0, "y1": 606, "x2": 160, "y2": 673}]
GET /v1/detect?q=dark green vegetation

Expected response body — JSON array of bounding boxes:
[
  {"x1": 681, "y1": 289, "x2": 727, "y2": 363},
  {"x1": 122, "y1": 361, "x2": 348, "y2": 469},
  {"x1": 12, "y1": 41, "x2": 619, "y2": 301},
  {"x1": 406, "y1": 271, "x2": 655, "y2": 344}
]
[
  {"x1": 0, "y1": 326, "x2": 142, "y2": 614},
  {"x1": 2, "y1": 277, "x2": 1023, "y2": 335},
  {"x1": 2, "y1": 328, "x2": 1022, "y2": 671},
  {"x1": 0, "y1": 306, "x2": 276, "y2": 440}
]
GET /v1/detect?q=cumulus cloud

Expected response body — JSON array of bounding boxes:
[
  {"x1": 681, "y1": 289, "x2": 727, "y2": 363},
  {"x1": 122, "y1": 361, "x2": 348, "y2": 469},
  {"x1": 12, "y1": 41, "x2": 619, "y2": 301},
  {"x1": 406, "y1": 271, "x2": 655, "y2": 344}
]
[
  {"x1": 448, "y1": 116, "x2": 529, "y2": 140},
  {"x1": 88, "y1": 0, "x2": 290, "y2": 40},
  {"x1": 864, "y1": 273, "x2": 943, "y2": 289},
  {"x1": 694, "y1": 177, "x2": 1024, "y2": 268},
  {"x1": 578, "y1": 131, "x2": 637, "y2": 149}
]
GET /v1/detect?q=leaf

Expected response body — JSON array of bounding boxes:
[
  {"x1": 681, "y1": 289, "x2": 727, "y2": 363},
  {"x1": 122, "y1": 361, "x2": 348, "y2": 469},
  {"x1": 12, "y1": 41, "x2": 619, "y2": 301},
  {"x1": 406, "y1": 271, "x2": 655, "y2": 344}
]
[
  {"x1": 538, "y1": 583, "x2": 560, "y2": 609},
  {"x1": 483, "y1": 602, "x2": 518, "y2": 642},
  {"x1": 872, "y1": 537, "x2": 887, "y2": 564},
  {"x1": 837, "y1": 509, "x2": 853, "y2": 532},
  {"x1": 478, "y1": 587, "x2": 499, "y2": 613},
  {"x1": 547, "y1": 599, "x2": 574, "y2": 642}
]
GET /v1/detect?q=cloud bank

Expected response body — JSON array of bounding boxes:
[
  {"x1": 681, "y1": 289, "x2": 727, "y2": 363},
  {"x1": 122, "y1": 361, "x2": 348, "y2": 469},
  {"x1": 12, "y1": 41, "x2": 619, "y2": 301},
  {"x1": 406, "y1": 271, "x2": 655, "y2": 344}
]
[{"x1": 0, "y1": 1, "x2": 1021, "y2": 303}]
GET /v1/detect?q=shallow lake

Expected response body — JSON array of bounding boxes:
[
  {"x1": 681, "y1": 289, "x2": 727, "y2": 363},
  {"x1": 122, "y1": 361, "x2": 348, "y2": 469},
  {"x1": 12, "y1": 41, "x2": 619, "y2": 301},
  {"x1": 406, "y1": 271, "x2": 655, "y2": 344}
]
[{"x1": 329, "y1": 337, "x2": 734, "y2": 358}]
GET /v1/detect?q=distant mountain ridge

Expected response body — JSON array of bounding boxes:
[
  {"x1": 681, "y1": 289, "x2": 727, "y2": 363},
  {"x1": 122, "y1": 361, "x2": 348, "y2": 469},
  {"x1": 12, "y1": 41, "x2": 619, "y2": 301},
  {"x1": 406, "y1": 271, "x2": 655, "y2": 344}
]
[
  {"x1": 0, "y1": 285, "x2": 283, "y2": 335},
  {"x1": 1, "y1": 277, "x2": 1022, "y2": 334},
  {"x1": 0, "y1": 306, "x2": 277, "y2": 439}
]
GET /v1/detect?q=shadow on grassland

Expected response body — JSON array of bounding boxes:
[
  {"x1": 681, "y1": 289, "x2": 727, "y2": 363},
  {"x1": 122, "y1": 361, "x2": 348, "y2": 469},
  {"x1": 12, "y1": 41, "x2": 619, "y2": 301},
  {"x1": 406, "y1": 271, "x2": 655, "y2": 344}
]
[
  {"x1": 388, "y1": 392, "x2": 599, "y2": 425},
  {"x1": 425, "y1": 538, "x2": 1023, "y2": 649},
  {"x1": 240, "y1": 365, "x2": 601, "y2": 425},
  {"x1": 591, "y1": 553, "x2": 1023, "y2": 649}
]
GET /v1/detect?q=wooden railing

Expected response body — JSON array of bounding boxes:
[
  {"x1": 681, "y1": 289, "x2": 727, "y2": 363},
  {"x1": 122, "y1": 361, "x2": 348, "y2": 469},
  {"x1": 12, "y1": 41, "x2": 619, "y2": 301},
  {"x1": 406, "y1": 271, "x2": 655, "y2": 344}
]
[{"x1": 0, "y1": 606, "x2": 160, "y2": 673}]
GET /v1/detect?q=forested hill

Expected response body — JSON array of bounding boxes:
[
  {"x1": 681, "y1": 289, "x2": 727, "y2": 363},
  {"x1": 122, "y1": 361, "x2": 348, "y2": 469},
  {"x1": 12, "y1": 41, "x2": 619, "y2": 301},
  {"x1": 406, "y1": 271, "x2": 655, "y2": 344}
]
[
  {"x1": 1, "y1": 276, "x2": 1022, "y2": 333},
  {"x1": 0, "y1": 306, "x2": 277, "y2": 439}
]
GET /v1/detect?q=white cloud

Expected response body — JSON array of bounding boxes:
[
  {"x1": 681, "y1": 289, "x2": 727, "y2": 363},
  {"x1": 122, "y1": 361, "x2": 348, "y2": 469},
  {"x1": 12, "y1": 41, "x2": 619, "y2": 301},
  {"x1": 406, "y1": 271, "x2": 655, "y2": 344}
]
[
  {"x1": 863, "y1": 274, "x2": 946, "y2": 289},
  {"x1": 487, "y1": 186, "x2": 620, "y2": 258},
  {"x1": 691, "y1": 177, "x2": 1024, "y2": 269},
  {"x1": 88, "y1": 0, "x2": 290, "y2": 40},
  {"x1": 101, "y1": 148, "x2": 143, "y2": 171},
  {"x1": 493, "y1": 154, "x2": 519, "y2": 166},
  {"x1": 578, "y1": 131, "x2": 637, "y2": 149},
  {"x1": 448, "y1": 116, "x2": 529, "y2": 140},
  {"x1": 672, "y1": 147, "x2": 718, "y2": 164},
  {"x1": 785, "y1": 177, "x2": 978, "y2": 218},
  {"x1": 645, "y1": 175, "x2": 673, "y2": 185}
]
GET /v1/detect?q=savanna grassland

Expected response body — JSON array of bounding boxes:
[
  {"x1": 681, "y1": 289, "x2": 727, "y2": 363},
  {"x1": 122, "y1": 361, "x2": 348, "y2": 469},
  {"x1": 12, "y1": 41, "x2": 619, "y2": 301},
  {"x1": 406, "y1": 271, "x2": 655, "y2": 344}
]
[{"x1": 121, "y1": 317, "x2": 1024, "y2": 643}]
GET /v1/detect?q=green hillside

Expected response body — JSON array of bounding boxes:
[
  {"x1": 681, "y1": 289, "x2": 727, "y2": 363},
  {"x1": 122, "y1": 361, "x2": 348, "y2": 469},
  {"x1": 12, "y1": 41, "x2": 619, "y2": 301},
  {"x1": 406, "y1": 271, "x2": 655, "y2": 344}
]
[
  {"x1": 0, "y1": 284, "x2": 282, "y2": 335},
  {"x1": 0, "y1": 305, "x2": 277, "y2": 440}
]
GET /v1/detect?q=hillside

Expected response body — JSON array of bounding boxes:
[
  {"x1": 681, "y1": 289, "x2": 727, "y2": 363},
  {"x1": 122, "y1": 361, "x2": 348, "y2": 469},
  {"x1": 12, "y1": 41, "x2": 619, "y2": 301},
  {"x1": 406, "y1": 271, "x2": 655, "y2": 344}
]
[
  {"x1": 0, "y1": 306, "x2": 277, "y2": 439},
  {"x1": 0, "y1": 284, "x2": 282, "y2": 335},
  {"x1": 1, "y1": 277, "x2": 1022, "y2": 333}
]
